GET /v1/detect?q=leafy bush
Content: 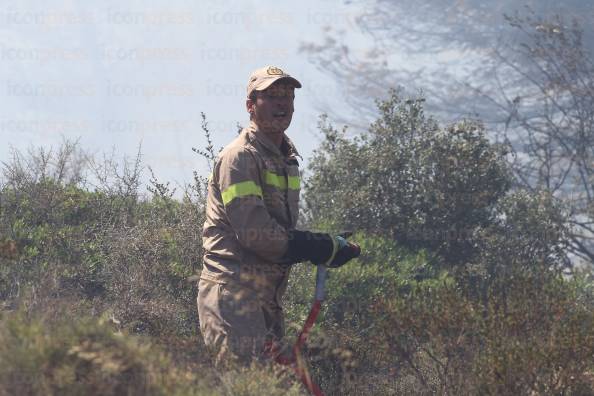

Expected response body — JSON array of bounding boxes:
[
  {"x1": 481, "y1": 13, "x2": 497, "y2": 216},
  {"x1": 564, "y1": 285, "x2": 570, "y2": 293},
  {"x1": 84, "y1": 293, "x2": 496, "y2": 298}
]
[
  {"x1": 0, "y1": 311, "x2": 307, "y2": 396},
  {"x1": 305, "y1": 90, "x2": 511, "y2": 266},
  {"x1": 369, "y1": 272, "x2": 594, "y2": 394},
  {"x1": 282, "y1": 228, "x2": 594, "y2": 394},
  {"x1": 291, "y1": 92, "x2": 579, "y2": 391},
  {"x1": 283, "y1": 234, "x2": 447, "y2": 395},
  {"x1": 463, "y1": 189, "x2": 571, "y2": 301},
  {"x1": 0, "y1": 311, "x2": 209, "y2": 396},
  {"x1": 217, "y1": 363, "x2": 304, "y2": 396},
  {"x1": 0, "y1": 141, "x2": 205, "y2": 336}
]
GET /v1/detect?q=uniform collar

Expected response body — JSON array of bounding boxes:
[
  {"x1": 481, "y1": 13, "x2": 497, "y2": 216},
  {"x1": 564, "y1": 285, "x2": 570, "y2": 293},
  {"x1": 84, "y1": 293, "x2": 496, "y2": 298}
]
[{"x1": 246, "y1": 120, "x2": 301, "y2": 160}]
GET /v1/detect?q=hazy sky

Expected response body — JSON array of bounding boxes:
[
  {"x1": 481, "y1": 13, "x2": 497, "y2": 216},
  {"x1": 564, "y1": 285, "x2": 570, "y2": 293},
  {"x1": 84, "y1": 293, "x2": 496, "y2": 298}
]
[
  {"x1": 3, "y1": 1, "x2": 591, "y2": 193},
  {"x1": 0, "y1": 0, "x2": 366, "y2": 190}
]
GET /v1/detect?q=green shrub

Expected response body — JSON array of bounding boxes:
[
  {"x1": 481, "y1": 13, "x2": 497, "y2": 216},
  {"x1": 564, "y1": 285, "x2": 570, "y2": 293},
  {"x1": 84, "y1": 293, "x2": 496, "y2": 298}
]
[
  {"x1": 0, "y1": 311, "x2": 213, "y2": 396},
  {"x1": 283, "y1": 234, "x2": 447, "y2": 395},
  {"x1": 0, "y1": 311, "x2": 311, "y2": 396},
  {"x1": 0, "y1": 142, "x2": 204, "y2": 336},
  {"x1": 472, "y1": 190, "x2": 570, "y2": 275},
  {"x1": 462, "y1": 189, "x2": 571, "y2": 304},
  {"x1": 304, "y1": 91, "x2": 511, "y2": 266},
  {"x1": 285, "y1": 229, "x2": 592, "y2": 395},
  {"x1": 369, "y1": 272, "x2": 594, "y2": 394},
  {"x1": 217, "y1": 363, "x2": 305, "y2": 396}
]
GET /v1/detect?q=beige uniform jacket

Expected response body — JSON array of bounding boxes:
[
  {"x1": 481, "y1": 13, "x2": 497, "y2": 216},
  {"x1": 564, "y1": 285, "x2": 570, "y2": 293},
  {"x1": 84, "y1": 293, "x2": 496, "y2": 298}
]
[{"x1": 200, "y1": 121, "x2": 301, "y2": 306}]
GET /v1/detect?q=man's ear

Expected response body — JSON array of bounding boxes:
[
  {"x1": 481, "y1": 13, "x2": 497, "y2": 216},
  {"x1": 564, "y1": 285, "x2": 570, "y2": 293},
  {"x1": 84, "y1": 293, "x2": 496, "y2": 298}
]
[{"x1": 246, "y1": 98, "x2": 254, "y2": 116}]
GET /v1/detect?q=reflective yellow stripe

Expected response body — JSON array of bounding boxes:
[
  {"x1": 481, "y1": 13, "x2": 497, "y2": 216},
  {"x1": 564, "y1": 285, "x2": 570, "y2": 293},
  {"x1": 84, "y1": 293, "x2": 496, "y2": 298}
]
[
  {"x1": 288, "y1": 175, "x2": 300, "y2": 190},
  {"x1": 264, "y1": 170, "x2": 300, "y2": 190},
  {"x1": 221, "y1": 181, "x2": 263, "y2": 205},
  {"x1": 265, "y1": 170, "x2": 287, "y2": 189}
]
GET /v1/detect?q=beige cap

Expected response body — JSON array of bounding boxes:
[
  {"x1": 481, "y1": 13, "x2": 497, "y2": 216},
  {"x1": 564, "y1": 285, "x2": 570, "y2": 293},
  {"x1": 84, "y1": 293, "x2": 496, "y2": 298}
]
[{"x1": 246, "y1": 66, "x2": 302, "y2": 98}]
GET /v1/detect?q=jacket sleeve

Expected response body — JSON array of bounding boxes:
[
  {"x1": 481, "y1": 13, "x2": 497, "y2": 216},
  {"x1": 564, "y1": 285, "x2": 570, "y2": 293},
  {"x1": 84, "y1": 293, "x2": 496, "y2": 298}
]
[{"x1": 215, "y1": 147, "x2": 289, "y2": 262}]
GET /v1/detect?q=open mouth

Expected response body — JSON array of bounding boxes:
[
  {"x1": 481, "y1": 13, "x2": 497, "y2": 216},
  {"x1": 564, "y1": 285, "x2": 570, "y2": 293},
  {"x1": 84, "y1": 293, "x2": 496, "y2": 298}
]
[{"x1": 273, "y1": 111, "x2": 287, "y2": 118}]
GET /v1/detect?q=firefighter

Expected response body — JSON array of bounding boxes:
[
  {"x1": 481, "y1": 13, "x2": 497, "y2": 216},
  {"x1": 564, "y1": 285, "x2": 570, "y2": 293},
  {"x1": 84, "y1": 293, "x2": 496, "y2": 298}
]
[{"x1": 197, "y1": 65, "x2": 359, "y2": 366}]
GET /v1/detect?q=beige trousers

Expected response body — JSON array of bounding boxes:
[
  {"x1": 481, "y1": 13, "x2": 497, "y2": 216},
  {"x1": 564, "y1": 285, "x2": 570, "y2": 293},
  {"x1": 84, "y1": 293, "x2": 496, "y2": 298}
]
[{"x1": 197, "y1": 278, "x2": 285, "y2": 366}]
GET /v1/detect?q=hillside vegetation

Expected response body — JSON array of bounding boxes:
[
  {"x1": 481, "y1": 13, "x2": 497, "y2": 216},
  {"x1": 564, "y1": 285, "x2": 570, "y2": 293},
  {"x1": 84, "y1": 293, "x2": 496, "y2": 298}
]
[{"x1": 2, "y1": 94, "x2": 594, "y2": 395}]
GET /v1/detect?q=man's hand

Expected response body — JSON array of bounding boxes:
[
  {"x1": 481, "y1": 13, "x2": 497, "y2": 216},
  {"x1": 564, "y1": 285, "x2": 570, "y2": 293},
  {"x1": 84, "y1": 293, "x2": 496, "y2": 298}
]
[
  {"x1": 286, "y1": 230, "x2": 361, "y2": 267},
  {"x1": 326, "y1": 235, "x2": 361, "y2": 268}
]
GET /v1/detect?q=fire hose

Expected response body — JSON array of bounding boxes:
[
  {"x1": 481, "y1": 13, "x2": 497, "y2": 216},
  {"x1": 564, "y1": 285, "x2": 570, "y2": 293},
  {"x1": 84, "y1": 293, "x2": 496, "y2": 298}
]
[{"x1": 266, "y1": 240, "x2": 361, "y2": 396}]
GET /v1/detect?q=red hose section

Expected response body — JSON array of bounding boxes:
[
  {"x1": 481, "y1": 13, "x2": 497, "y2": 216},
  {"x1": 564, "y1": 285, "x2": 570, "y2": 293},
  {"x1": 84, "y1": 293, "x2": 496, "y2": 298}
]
[
  {"x1": 296, "y1": 300, "x2": 322, "y2": 350},
  {"x1": 265, "y1": 299, "x2": 325, "y2": 396},
  {"x1": 294, "y1": 363, "x2": 324, "y2": 396}
]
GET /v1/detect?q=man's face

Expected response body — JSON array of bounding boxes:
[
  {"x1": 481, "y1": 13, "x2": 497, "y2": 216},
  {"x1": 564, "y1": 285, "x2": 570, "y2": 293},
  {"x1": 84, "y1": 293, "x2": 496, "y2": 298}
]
[{"x1": 247, "y1": 81, "x2": 295, "y2": 136}]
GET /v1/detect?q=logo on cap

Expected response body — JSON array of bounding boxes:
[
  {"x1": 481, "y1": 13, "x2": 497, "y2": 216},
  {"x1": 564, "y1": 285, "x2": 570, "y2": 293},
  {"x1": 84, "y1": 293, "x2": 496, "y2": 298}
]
[{"x1": 267, "y1": 66, "x2": 284, "y2": 75}]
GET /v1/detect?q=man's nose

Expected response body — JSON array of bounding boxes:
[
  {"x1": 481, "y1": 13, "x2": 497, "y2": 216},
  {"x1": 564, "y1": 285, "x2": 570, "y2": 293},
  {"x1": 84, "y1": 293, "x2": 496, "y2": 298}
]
[{"x1": 275, "y1": 97, "x2": 292, "y2": 105}]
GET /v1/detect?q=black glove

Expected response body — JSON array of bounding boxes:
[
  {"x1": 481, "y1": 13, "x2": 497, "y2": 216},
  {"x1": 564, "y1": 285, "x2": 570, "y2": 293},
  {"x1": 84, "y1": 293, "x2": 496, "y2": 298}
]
[{"x1": 286, "y1": 230, "x2": 361, "y2": 268}]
